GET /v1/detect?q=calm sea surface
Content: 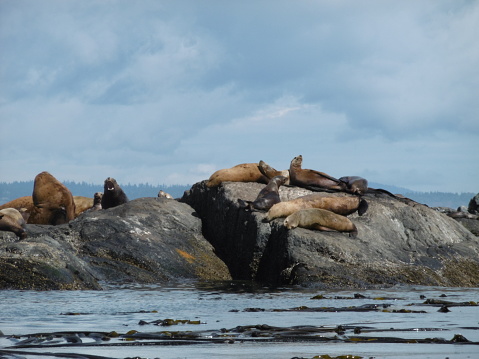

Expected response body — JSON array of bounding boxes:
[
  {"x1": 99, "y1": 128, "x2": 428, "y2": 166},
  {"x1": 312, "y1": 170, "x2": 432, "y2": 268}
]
[{"x1": 0, "y1": 282, "x2": 478, "y2": 359}]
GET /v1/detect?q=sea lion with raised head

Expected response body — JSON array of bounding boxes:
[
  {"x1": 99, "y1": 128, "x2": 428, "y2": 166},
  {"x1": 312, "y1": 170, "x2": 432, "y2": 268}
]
[
  {"x1": 283, "y1": 208, "x2": 358, "y2": 237},
  {"x1": 258, "y1": 160, "x2": 290, "y2": 184},
  {"x1": 266, "y1": 193, "x2": 368, "y2": 221},
  {"x1": 28, "y1": 171, "x2": 76, "y2": 225},
  {"x1": 0, "y1": 208, "x2": 27, "y2": 239},
  {"x1": 339, "y1": 176, "x2": 369, "y2": 196},
  {"x1": 91, "y1": 192, "x2": 103, "y2": 210},
  {"x1": 206, "y1": 163, "x2": 271, "y2": 187},
  {"x1": 101, "y1": 177, "x2": 129, "y2": 209},
  {"x1": 238, "y1": 175, "x2": 288, "y2": 211},
  {"x1": 289, "y1": 155, "x2": 345, "y2": 192}
]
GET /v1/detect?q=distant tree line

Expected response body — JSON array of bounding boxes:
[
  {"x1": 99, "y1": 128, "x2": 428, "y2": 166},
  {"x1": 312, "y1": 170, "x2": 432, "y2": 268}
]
[
  {"x1": 0, "y1": 181, "x2": 191, "y2": 203},
  {"x1": 0, "y1": 181, "x2": 475, "y2": 209}
]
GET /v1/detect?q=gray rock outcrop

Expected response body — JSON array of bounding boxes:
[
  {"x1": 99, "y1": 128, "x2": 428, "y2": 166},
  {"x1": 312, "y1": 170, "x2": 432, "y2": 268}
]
[
  {"x1": 2, "y1": 182, "x2": 479, "y2": 290},
  {"x1": 0, "y1": 197, "x2": 231, "y2": 289},
  {"x1": 181, "y1": 181, "x2": 479, "y2": 288}
]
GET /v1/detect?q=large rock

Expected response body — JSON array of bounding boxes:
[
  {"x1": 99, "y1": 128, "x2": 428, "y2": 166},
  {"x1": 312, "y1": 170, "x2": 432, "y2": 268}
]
[
  {"x1": 0, "y1": 197, "x2": 231, "y2": 290},
  {"x1": 181, "y1": 181, "x2": 479, "y2": 288}
]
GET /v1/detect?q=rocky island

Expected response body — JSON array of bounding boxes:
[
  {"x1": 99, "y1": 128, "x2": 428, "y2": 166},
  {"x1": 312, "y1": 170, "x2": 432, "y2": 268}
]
[{"x1": 1, "y1": 180, "x2": 478, "y2": 290}]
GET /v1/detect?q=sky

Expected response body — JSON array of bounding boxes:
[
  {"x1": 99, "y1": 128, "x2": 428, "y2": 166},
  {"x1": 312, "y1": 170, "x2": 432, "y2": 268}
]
[{"x1": 0, "y1": 0, "x2": 478, "y2": 194}]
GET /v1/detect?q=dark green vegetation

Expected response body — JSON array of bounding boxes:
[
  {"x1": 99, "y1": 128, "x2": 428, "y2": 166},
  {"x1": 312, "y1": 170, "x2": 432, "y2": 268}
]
[
  {"x1": 0, "y1": 181, "x2": 191, "y2": 203},
  {"x1": 0, "y1": 180, "x2": 474, "y2": 208}
]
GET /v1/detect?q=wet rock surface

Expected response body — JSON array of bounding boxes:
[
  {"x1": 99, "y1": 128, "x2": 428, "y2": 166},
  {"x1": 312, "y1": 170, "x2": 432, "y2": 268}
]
[
  {"x1": 181, "y1": 181, "x2": 479, "y2": 288},
  {"x1": 0, "y1": 197, "x2": 231, "y2": 289}
]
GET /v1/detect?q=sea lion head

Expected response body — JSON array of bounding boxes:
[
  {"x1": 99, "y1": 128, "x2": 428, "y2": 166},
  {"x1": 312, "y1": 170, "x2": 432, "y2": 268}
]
[
  {"x1": 290, "y1": 155, "x2": 303, "y2": 169},
  {"x1": 272, "y1": 175, "x2": 288, "y2": 187},
  {"x1": 283, "y1": 215, "x2": 299, "y2": 230},
  {"x1": 104, "y1": 177, "x2": 118, "y2": 192}
]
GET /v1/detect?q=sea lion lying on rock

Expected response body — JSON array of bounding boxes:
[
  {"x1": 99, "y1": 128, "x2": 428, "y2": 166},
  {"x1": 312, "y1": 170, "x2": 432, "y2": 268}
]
[
  {"x1": 238, "y1": 175, "x2": 288, "y2": 211},
  {"x1": 28, "y1": 171, "x2": 76, "y2": 225},
  {"x1": 339, "y1": 176, "x2": 369, "y2": 196},
  {"x1": 266, "y1": 193, "x2": 368, "y2": 221},
  {"x1": 258, "y1": 160, "x2": 290, "y2": 184},
  {"x1": 284, "y1": 208, "x2": 358, "y2": 238},
  {"x1": 289, "y1": 155, "x2": 345, "y2": 192},
  {"x1": 73, "y1": 196, "x2": 94, "y2": 217},
  {"x1": 0, "y1": 196, "x2": 35, "y2": 214},
  {"x1": 0, "y1": 208, "x2": 27, "y2": 239},
  {"x1": 206, "y1": 163, "x2": 271, "y2": 187},
  {"x1": 158, "y1": 190, "x2": 174, "y2": 199},
  {"x1": 101, "y1": 177, "x2": 129, "y2": 209}
]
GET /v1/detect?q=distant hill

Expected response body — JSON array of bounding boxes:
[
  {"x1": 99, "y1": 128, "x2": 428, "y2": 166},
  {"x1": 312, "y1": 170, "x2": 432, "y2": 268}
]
[{"x1": 0, "y1": 180, "x2": 475, "y2": 209}]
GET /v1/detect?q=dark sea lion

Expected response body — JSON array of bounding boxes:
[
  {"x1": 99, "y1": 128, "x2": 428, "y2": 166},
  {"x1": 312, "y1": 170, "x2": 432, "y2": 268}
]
[
  {"x1": 158, "y1": 190, "x2": 174, "y2": 199},
  {"x1": 206, "y1": 163, "x2": 270, "y2": 187},
  {"x1": 258, "y1": 160, "x2": 290, "y2": 184},
  {"x1": 28, "y1": 171, "x2": 76, "y2": 225},
  {"x1": 266, "y1": 193, "x2": 368, "y2": 221},
  {"x1": 283, "y1": 208, "x2": 358, "y2": 237},
  {"x1": 101, "y1": 177, "x2": 129, "y2": 209},
  {"x1": 289, "y1": 155, "x2": 345, "y2": 192},
  {"x1": 339, "y1": 176, "x2": 369, "y2": 196},
  {"x1": 0, "y1": 208, "x2": 27, "y2": 239},
  {"x1": 238, "y1": 175, "x2": 288, "y2": 211}
]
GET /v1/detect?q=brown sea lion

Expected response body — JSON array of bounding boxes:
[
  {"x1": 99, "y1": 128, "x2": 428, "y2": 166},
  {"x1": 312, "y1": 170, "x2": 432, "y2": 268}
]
[
  {"x1": 206, "y1": 163, "x2": 270, "y2": 187},
  {"x1": 238, "y1": 175, "x2": 288, "y2": 211},
  {"x1": 283, "y1": 208, "x2": 358, "y2": 237},
  {"x1": 258, "y1": 160, "x2": 290, "y2": 184},
  {"x1": 266, "y1": 193, "x2": 368, "y2": 221},
  {"x1": 289, "y1": 155, "x2": 345, "y2": 192},
  {"x1": 0, "y1": 208, "x2": 27, "y2": 239},
  {"x1": 158, "y1": 190, "x2": 174, "y2": 199},
  {"x1": 73, "y1": 196, "x2": 94, "y2": 217},
  {"x1": 0, "y1": 196, "x2": 34, "y2": 213},
  {"x1": 28, "y1": 171, "x2": 76, "y2": 225},
  {"x1": 101, "y1": 177, "x2": 129, "y2": 209},
  {"x1": 92, "y1": 192, "x2": 103, "y2": 211},
  {"x1": 339, "y1": 176, "x2": 369, "y2": 196}
]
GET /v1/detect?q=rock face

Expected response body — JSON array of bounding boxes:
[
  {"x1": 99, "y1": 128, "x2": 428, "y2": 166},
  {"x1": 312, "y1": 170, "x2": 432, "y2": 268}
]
[
  {"x1": 181, "y1": 181, "x2": 479, "y2": 288},
  {"x1": 0, "y1": 197, "x2": 231, "y2": 290},
  {"x1": 2, "y1": 182, "x2": 479, "y2": 290}
]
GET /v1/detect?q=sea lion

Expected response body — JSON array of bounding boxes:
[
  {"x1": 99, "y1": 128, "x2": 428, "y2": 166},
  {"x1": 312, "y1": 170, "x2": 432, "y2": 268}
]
[
  {"x1": 238, "y1": 175, "x2": 288, "y2": 211},
  {"x1": 289, "y1": 155, "x2": 345, "y2": 192},
  {"x1": 283, "y1": 208, "x2": 358, "y2": 237},
  {"x1": 0, "y1": 208, "x2": 27, "y2": 239},
  {"x1": 28, "y1": 171, "x2": 76, "y2": 225},
  {"x1": 73, "y1": 196, "x2": 94, "y2": 217},
  {"x1": 91, "y1": 192, "x2": 103, "y2": 210},
  {"x1": 158, "y1": 190, "x2": 174, "y2": 199},
  {"x1": 0, "y1": 196, "x2": 34, "y2": 212},
  {"x1": 206, "y1": 163, "x2": 270, "y2": 187},
  {"x1": 266, "y1": 193, "x2": 368, "y2": 221},
  {"x1": 101, "y1": 177, "x2": 129, "y2": 209},
  {"x1": 258, "y1": 160, "x2": 290, "y2": 184},
  {"x1": 339, "y1": 176, "x2": 369, "y2": 196}
]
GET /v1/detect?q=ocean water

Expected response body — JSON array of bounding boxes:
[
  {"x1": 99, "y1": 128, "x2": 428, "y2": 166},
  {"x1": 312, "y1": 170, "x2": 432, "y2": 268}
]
[{"x1": 0, "y1": 281, "x2": 478, "y2": 359}]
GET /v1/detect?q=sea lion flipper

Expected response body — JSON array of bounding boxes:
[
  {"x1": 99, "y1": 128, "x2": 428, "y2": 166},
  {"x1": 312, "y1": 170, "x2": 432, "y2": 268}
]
[
  {"x1": 237, "y1": 198, "x2": 253, "y2": 211},
  {"x1": 358, "y1": 199, "x2": 369, "y2": 216}
]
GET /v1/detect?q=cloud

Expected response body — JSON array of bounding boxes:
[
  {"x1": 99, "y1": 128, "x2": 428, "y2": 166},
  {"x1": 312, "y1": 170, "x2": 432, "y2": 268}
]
[{"x1": 0, "y1": 0, "x2": 478, "y2": 194}]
